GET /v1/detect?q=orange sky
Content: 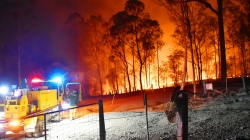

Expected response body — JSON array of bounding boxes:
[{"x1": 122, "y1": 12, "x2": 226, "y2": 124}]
[
  {"x1": 34, "y1": 0, "x2": 175, "y2": 62},
  {"x1": 34, "y1": 0, "x2": 216, "y2": 65}
]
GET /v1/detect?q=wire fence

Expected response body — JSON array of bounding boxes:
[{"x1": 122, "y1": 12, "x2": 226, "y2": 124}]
[
  {"x1": 44, "y1": 105, "x2": 100, "y2": 140},
  {"x1": 1, "y1": 102, "x2": 101, "y2": 140},
  {"x1": 1, "y1": 94, "x2": 157, "y2": 140}
]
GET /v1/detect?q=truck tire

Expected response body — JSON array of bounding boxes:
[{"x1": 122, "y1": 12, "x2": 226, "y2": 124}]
[
  {"x1": 33, "y1": 119, "x2": 43, "y2": 138},
  {"x1": 0, "y1": 132, "x2": 5, "y2": 138},
  {"x1": 26, "y1": 132, "x2": 33, "y2": 138}
]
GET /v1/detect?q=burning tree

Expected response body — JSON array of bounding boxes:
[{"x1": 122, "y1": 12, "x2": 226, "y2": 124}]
[{"x1": 109, "y1": 0, "x2": 164, "y2": 91}]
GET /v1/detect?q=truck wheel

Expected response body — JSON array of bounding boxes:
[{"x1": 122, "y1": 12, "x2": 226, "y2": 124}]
[
  {"x1": 33, "y1": 119, "x2": 43, "y2": 138},
  {"x1": 26, "y1": 132, "x2": 33, "y2": 138},
  {"x1": 33, "y1": 131, "x2": 42, "y2": 138},
  {"x1": 0, "y1": 132, "x2": 5, "y2": 138}
]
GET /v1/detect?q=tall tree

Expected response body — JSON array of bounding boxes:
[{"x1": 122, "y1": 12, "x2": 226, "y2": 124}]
[
  {"x1": 225, "y1": 0, "x2": 250, "y2": 76},
  {"x1": 110, "y1": 0, "x2": 164, "y2": 92},
  {"x1": 155, "y1": 1, "x2": 196, "y2": 91},
  {"x1": 125, "y1": 0, "x2": 164, "y2": 91},
  {"x1": 156, "y1": 0, "x2": 227, "y2": 85},
  {"x1": 81, "y1": 15, "x2": 110, "y2": 95},
  {"x1": 158, "y1": 61, "x2": 169, "y2": 87},
  {"x1": 110, "y1": 11, "x2": 133, "y2": 92},
  {"x1": 167, "y1": 49, "x2": 184, "y2": 85},
  {"x1": 156, "y1": 40, "x2": 164, "y2": 88}
]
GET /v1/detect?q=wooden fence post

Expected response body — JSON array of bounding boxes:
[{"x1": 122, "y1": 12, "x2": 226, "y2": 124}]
[
  {"x1": 177, "y1": 93, "x2": 188, "y2": 140},
  {"x1": 98, "y1": 100, "x2": 106, "y2": 140}
]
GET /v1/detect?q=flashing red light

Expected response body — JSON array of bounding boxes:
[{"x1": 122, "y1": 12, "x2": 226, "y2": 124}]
[{"x1": 31, "y1": 78, "x2": 44, "y2": 83}]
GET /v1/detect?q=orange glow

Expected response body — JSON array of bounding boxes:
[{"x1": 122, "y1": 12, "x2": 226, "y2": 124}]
[{"x1": 9, "y1": 120, "x2": 20, "y2": 126}]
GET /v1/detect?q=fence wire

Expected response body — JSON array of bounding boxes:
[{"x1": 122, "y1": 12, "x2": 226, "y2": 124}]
[
  {"x1": 45, "y1": 106, "x2": 99, "y2": 140},
  {"x1": 1, "y1": 103, "x2": 100, "y2": 140}
]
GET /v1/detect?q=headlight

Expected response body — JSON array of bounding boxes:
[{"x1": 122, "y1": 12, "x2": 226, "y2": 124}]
[
  {"x1": 0, "y1": 86, "x2": 8, "y2": 94},
  {"x1": 0, "y1": 123, "x2": 4, "y2": 128},
  {"x1": 62, "y1": 103, "x2": 70, "y2": 109},
  {"x1": 9, "y1": 120, "x2": 20, "y2": 126},
  {"x1": 0, "y1": 112, "x2": 5, "y2": 119}
]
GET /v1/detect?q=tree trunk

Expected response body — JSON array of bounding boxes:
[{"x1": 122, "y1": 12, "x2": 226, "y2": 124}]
[
  {"x1": 214, "y1": 35, "x2": 218, "y2": 79},
  {"x1": 139, "y1": 65, "x2": 143, "y2": 91},
  {"x1": 199, "y1": 54, "x2": 202, "y2": 81},
  {"x1": 157, "y1": 46, "x2": 160, "y2": 88},
  {"x1": 115, "y1": 65, "x2": 119, "y2": 93},
  {"x1": 145, "y1": 62, "x2": 148, "y2": 88},
  {"x1": 240, "y1": 38, "x2": 246, "y2": 76},
  {"x1": 97, "y1": 64, "x2": 103, "y2": 95},
  {"x1": 180, "y1": 3, "x2": 188, "y2": 90},
  {"x1": 185, "y1": 3, "x2": 197, "y2": 94},
  {"x1": 193, "y1": 31, "x2": 201, "y2": 82},
  {"x1": 233, "y1": 44, "x2": 236, "y2": 77},
  {"x1": 126, "y1": 65, "x2": 132, "y2": 92},
  {"x1": 217, "y1": 0, "x2": 227, "y2": 85},
  {"x1": 124, "y1": 70, "x2": 127, "y2": 92},
  {"x1": 132, "y1": 46, "x2": 136, "y2": 91},
  {"x1": 149, "y1": 62, "x2": 151, "y2": 88}
]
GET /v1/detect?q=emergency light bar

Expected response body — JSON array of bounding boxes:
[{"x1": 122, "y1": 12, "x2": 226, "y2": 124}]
[
  {"x1": 31, "y1": 78, "x2": 44, "y2": 83},
  {"x1": 50, "y1": 77, "x2": 62, "y2": 84}
]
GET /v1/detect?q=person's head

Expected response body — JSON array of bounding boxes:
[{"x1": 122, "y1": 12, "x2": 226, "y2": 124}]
[
  {"x1": 73, "y1": 89, "x2": 77, "y2": 93},
  {"x1": 66, "y1": 88, "x2": 69, "y2": 93}
]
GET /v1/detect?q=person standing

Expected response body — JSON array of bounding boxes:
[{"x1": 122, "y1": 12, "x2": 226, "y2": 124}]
[{"x1": 68, "y1": 89, "x2": 79, "y2": 120}]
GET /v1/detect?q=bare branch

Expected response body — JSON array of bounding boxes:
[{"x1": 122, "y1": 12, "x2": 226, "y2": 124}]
[{"x1": 185, "y1": 0, "x2": 218, "y2": 15}]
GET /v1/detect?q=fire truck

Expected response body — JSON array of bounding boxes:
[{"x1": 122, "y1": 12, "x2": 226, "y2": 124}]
[{"x1": 0, "y1": 77, "x2": 82, "y2": 138}]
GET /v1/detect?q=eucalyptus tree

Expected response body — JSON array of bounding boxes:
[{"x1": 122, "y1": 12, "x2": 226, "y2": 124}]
[
  {"x1": 155, "y1": 0, "x2": 227, "y2": 86},
  {"x1": 110, "y1": 11, "x2": 133, "y2": 92},
  {"x1": 207, "y1": 17, "x2": 220, "y2": 79},
  {"x1": 156, "y1": 40, "x2": 165, "y2": 88},
  {"x1": 108, "y1": 55, "x2": 123, "y2": 93},
  {"x1": 225, "y1": 0, "x2": 250, "y2": 76},
  {"x1": 106, "y1": 68, "x2": 118, "y2": 94},
  {"x1": 81, "y1": 15, "x2": 110, "y2": 95},
  {"x1": 167, "y1": 49, "x2": 184, "y2": 86},
  {"x1": 126, "y1": 0, "x2": 164, "y2": 91},
  {"x1": 66, "y1": 14, "x2": 110, "y2": 96},
  {"x1": 110, "y1": 0, "x2": 164, "y2": 91},
  {"x1": 227, "y1": 56, "x2": 236, "y2": 77},
  {"x1": 190, "y1": 8, "x2": 218, "y2": 80},
  {"x1": 153, "y1": 0, "x2": 196, "y2": 91},
  {"x1": 158, "y1": 61, "x2": 169, "y2": 87}
]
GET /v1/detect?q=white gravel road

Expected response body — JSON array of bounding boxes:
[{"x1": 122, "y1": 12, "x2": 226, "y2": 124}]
[{"x1": 102, "y1": 90, "x2": 250, "y2": 140}]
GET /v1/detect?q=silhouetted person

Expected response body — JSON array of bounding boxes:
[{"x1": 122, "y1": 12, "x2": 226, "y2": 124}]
[{"x1": 68, "y1": 89, "x2": 79, "y2": 120}]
